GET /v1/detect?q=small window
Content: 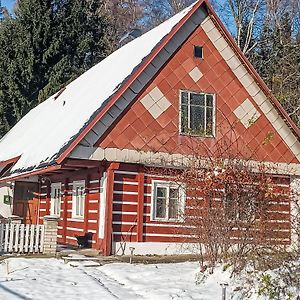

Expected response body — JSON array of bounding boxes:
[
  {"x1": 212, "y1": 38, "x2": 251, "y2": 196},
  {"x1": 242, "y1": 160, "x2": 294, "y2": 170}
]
[
  {"x1": 50, "y1": 183, "x2": 61, "y2": 216},
  {"x1": 223, "y1": 184, "x2": 258, "y2": 222},
  {"x1": 72, "y1": 180, "x2": 85, "y2": 219},
  {"x1": 194, "y1": 46, "x2": 203, "y2": 59},
  {"x1": 151, "y1": 181, "x2": 185, "y2": 222},
  {"x1": 180, "y1": 90, "x2": 215, "y2": 137}
]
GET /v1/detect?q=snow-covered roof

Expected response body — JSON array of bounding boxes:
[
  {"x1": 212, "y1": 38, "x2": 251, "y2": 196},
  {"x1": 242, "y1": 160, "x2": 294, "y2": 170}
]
[{"x1": 0, "y1": 2, "x2": 197, "y2": 175}]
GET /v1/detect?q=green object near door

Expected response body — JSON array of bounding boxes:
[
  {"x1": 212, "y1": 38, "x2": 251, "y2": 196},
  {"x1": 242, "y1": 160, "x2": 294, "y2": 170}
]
[{"x1": 3, "y1": 195, "x2": 12, "y2": 205}]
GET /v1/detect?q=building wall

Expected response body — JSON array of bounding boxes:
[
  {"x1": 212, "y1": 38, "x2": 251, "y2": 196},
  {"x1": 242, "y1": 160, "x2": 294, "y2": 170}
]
[
  {"x1": 38, "y1": 167, "x2": 102, "y2": 247},
  {"x1": 97, "y1": 18, "x2": 298, "y2": 165},
  {"x1": 36, "y1": 162, "x2": 292, "y2": 255},
  {"x1": 109, "y1": 163, "x2": 291, "y2": 255}
]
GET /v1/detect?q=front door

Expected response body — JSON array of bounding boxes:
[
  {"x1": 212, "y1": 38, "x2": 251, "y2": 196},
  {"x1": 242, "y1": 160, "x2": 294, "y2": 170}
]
[{"x1": 13, "y1": 181, "x2": 39, "y2": 224}]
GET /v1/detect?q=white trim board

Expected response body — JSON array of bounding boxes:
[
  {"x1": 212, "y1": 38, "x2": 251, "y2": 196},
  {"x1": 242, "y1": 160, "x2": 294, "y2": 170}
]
[
  {"x1": 201, "y1": 16, "x2": 300, "y2": 162},
  {"x1": 70, "y1": 146, "x2": 300, "y2": 175}
]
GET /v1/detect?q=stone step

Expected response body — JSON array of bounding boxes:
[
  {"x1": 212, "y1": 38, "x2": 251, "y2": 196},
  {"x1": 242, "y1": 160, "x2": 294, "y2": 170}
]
[{"x1": 62, "y1": 255, "x2": 101, "y2": 264}]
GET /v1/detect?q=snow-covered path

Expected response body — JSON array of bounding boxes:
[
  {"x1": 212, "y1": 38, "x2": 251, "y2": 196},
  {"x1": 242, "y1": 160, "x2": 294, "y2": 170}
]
[{"x1": 0, "y1": 258, "x2": 230, "y2": 300}]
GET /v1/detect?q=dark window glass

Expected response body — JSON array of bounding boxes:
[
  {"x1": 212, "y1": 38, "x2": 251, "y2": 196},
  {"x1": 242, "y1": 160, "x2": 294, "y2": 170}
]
[
  {"x1": 169, "y1": 188, "x2": 179, "y2": 219},
  {"x1": 190, "y1": 106, "x2": 205, "y2": 133},
  {"x1": 194, "y1": 46, "x2": 203, "y2": 59},
  {"x1": 181, "y1": 104, "x2": 188, "y2": 133},
  {"x1": 181, "y1": 92, "x2": 188, "y2": 104},
  {"x1": 156, "y1": 187, "x2": 167, "y2": 218},
  {"x1": 206, "y1": 95, "x2": 214, "y2": 107},
  {"x1": 191, "y1": 93, "x2": 205, "y2": 106},
  {"x1": 180, "y1": 91, "x2": 215, "y2": 136}
]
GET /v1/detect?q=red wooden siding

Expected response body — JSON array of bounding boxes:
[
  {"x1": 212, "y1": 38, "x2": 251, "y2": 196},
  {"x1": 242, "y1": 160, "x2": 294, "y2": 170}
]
[
  {"x1": 110, "y1": 164, "x2": 291, "y2": 246},
  {"x1": 36, "y1": 163, "x2": 292, "y2": 251},
  {"x1": 38, "y1": 168, "x2": 101, "y2": 247},
  {"x1": 97, "y1": 24, "x2": 298, "y2": 164}
]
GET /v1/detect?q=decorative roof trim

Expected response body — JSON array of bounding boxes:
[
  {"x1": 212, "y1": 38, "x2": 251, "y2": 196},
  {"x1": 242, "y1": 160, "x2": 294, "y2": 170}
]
[
  {"x1": 205, "y1": 1, "x2": 300, "y2": 139},
  {"x1": 0, "y1": 164, "x2": 62, "y2": 184},
  {"x1": 0, "y1": 156, "x2": 20, "y2": 167}
]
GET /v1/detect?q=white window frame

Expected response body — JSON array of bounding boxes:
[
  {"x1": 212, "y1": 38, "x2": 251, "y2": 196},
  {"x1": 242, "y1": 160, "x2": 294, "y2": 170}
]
[
  {"x1": 72, "y1": 180, "x2": 85, "y2": 219},
  {"x1": 150, "y1": 180, "x2": 185, "y2": 222},
  {"x1": 50, "y1": 183, "x2": 62, "y2": 216},
  {"x1": 179, "y1": 90, "x2": 216, "y2": 137}
]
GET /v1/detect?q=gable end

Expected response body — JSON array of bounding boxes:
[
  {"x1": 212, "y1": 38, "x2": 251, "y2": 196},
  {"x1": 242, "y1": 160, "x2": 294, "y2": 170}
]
[{"x1": 66, "y1": 3, "x2": 209, "y2": 162}]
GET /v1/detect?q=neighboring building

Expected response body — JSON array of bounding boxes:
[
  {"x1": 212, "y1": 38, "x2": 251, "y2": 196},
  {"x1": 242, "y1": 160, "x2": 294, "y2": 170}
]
[{"x1": 0, "y1": 0, "x2": 299, "y2": 255}]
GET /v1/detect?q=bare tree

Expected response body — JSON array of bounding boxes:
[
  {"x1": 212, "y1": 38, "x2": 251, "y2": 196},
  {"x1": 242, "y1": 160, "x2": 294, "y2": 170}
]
[
  {"x1": 212, "y1": 0, "x2": 266, "y2": 55},
  {"x1": 146, "y1": 110, "x2": 295, "y2": 273},
  {"x1": 99, "y1": 0, "x2": 143, "y2": 52}
]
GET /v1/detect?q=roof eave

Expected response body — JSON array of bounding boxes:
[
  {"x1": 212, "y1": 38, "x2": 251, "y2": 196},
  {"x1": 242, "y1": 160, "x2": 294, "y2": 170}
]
[{"x1": 0, "y1": 164, "x2": 62, "y2": 184}]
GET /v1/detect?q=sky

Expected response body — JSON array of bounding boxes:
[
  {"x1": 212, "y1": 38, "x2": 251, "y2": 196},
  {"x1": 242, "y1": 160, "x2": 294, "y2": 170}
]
[{"x1": 2, "y1": 0, "x2": 15, "y2": 12}]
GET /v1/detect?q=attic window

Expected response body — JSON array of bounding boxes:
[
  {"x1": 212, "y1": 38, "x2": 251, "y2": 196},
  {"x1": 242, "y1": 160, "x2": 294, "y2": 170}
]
[
  {"x1": 180, "y1": 90, "x2": 215, "y2": 137},
  {"x1": 194, "y1": 46, "x2": 203, "y2": 59}
]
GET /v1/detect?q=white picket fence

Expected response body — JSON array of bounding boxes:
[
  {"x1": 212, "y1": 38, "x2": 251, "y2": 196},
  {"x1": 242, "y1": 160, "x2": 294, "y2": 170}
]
[{"x1": 0, "y1": 223, "x2": 44, "y2": 254}]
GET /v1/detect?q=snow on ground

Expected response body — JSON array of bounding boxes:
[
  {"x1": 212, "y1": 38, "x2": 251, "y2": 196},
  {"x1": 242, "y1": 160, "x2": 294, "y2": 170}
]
[{"x1": 0, "y1": 258, "x2": 232, "y2": 300}]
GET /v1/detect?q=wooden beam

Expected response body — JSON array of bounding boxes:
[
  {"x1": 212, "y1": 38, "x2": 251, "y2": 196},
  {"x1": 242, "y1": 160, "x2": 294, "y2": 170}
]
[
  {"x1": 137, "y1": 169, "x2": 145, "y2": 242},
  {"x1": 62, "y1": 178, "x2": 69, "y2": 244},
  {"x1": 46, "y1": 182, "x2": 51, "y2": 215},
  {"x1": 84, "y1": 174, "x2": 90, "y2": 233},
  {"x1": 103, "y1": 163, "x2": 119, "y2": 255},
  {"x1": 0, "y1": 164, "x2": 62, "y2": 184},
  {"x1": 62, "y1": 158, "x2": 100, "y2": 169}
]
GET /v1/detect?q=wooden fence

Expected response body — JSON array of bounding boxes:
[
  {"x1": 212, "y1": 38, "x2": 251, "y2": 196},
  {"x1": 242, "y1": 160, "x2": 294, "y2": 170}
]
[{"x1": 0, "y1": 223, "x2": 44, "y2": 254}]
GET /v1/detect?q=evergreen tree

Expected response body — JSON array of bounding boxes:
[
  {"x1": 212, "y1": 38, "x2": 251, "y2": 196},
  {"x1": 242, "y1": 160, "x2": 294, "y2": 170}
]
[
  {"x1": 252, "y1": 11, "x2": 300, "y2": 128},
  {"x1": 0, "y1": 0, "x2": 109, "y2": 137}
]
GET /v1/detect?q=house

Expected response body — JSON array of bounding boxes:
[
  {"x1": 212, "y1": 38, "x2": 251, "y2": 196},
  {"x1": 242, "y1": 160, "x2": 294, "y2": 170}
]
[{"x1": 0, "y1": 0, "x2": 299, "y2": 256}]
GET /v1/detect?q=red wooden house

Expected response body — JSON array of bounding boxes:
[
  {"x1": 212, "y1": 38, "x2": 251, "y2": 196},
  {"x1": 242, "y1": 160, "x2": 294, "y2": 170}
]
[{"x1": 0, "y1": 0, "x2": 299, "y2": 255}]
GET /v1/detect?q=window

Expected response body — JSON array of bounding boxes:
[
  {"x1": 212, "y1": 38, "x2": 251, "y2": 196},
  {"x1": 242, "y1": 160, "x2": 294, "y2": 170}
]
[
  {"x1": 50, "y1": 183, "x2": 61, "y2": 216},
  {"x1": 194, "y1": 46, "x2": 203, "y2": 59},
  {"x1": 180, "y1": 91, "x2": 215, "y2": 137},
  {"x1": 223, "y1": 184, "x2": 258, "y2": 222},
  {"x1": 151, "y1": 181, "x2": 185, "y2": 221},
  {"x1": 72, "y1": 180, "x2": 85, "y2": 219}
]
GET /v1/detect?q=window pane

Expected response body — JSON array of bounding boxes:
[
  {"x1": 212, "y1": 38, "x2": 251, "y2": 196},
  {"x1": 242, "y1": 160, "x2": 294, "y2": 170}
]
[
  {"x1": 181, "y1": 92, "x2": 188, "y2": 104},
  {"x1": 156, "y1": 198, "x2": 166, "y2": 218},
  {"x1": 157, "y1": 187, "x2": 167, "y2": 198},
  {"x1": 194, "y1": 46, "x2": 203, "y2": 59},
  {"x1": 206, "y1": 107, "x2": 213, "y2": 136},
  {"x1": 156, "y1": 187, "x2": 167, "y2": 218},
  {"x1": 190, "y1": 106, "x2": 205, "y2": 133},
  {"x1": 76, "y1": 197, "x2": 79, "y2": 216},
  {"x1": 169, "y1": 198, "x2": 179, "y2": 219},
  {"x1": 80, "y1": 194, "x2": 83, "y2": 216},
  {"x1": 169, "y1": 188, "x2": 179, "y2": 219},
  {"x1": 80, "y1": 187, "x2": 84, "y2": 216},
  {"x1": 206, "y1": 95, "x2": 214, "y2": 107},
  {"x1": 181, "y1": 104, "x2": 188, "y2": 133},
  {"x1": 191, "y1": 93, "x2": 205, "y2": 106},
  {"x1": 170, "y1": 188, "x2": 179, "y2": 199}
]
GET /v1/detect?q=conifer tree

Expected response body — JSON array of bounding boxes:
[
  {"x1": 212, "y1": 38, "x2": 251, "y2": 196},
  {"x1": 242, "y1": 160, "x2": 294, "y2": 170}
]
[{"x1": 0, "y1": 0, "x2": 109, "y2": 137}]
